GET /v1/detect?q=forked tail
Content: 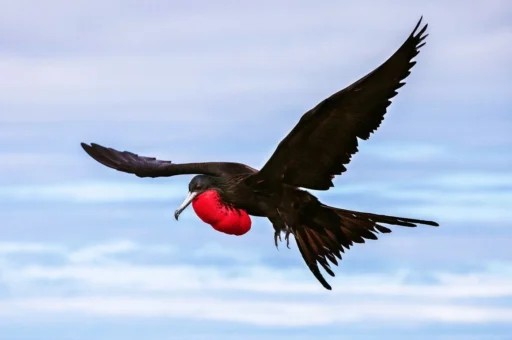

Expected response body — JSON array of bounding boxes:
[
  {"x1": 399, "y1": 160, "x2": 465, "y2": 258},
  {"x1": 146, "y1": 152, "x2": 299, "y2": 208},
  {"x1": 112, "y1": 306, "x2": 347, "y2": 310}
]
[{"x1": 292, "y1": 202, "x2": 439, "y2": 290}]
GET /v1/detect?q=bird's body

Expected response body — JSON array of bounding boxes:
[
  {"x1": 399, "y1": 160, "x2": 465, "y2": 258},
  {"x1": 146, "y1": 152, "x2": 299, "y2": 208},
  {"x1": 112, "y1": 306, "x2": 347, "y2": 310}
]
[{"x1": 81, "y1": 17, "x2": 438, "y2": 290}]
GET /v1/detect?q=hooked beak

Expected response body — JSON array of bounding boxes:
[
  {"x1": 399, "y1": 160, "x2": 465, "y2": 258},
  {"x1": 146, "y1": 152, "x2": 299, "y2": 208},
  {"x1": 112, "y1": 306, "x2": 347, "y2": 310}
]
[{"x1": 174, "y1": 191, "x2": 198, "y2": 221}]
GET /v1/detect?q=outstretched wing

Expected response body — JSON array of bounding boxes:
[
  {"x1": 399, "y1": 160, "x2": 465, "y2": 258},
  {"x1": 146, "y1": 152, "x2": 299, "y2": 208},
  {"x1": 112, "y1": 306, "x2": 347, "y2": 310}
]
[
  {"x1": 81, "y1": 143, "x2": 256, "y2": 178},
  {"x1": 247, "y1": 17, "x2": 428, "y2": 190},
  {"x1": 293, "y1": 206, "x2": 439, "y2": 290}
]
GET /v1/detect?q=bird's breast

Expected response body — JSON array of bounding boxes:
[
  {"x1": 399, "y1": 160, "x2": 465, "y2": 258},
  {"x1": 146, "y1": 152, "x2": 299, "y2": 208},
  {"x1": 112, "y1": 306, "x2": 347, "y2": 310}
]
[{"x1": 192, "y1": 190, "x2": 251, "y2": 236}]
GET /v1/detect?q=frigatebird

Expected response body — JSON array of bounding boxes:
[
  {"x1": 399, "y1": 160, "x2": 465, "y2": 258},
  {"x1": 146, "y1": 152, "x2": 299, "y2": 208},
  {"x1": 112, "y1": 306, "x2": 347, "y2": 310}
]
[{"x1": 81, "y1": 17, "x2": 438, "y2": 290}]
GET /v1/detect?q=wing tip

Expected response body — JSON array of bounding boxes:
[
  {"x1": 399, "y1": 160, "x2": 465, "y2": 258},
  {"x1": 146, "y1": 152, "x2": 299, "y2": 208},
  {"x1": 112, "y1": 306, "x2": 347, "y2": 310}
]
[
  {"x1": 411, "y1": 15, "x2": 429, "y2": 45},
  {"x1": 80, "y1": 142, "x2": 95, "y2": 156},
  {"x1": 80, "y1": 141, "x2": 122, "y2": 172},
  {"x1": 81, "y1": 142, "x2": 106, "y2": 153},
  {"x1": 412, "y1": 15, "x2": 426, "y2": 32},
  {"x1": 80, "y1": 142, "x2": 105, "y2": 158}
]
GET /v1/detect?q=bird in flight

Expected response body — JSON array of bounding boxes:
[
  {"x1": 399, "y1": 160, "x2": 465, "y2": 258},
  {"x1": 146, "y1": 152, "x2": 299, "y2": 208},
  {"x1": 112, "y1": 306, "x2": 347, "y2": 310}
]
[{"x1": 81, "y1": 17, "x2": 437, "y2": 290}]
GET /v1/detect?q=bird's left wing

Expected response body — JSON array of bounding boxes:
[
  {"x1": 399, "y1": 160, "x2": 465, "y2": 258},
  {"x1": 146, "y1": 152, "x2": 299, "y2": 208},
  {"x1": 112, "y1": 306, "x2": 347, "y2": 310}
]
[
  {"x1": 81, "y1": 143, "x2": 256, "y2": 178},
  {"x1": 246, "y1": 17, "x2": 428, "y2": 191}
]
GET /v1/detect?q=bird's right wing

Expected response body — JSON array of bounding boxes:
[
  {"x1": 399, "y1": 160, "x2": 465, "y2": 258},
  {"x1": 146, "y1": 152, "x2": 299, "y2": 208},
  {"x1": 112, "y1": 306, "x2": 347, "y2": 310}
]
[
  {"x1": 81, "y1": 143, "x2": 256, "y2": 178},
  {"x1": 246, "y1": 17, "x2": 428, "y2": 191}
]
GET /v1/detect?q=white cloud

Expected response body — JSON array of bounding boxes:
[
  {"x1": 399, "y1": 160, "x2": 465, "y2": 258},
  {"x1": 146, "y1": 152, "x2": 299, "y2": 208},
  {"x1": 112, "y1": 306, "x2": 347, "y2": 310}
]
[
  {"x1": 1, "y1": 240, "x2": 512, "y2": 326},
  {"x1": 2, "y1": 297, "x2": 512, "y2": 326},
  {"x1": 402, "y1": 204, "x2": 512, "y2": 223},
  {"x1": 0, "y1": 152, "x2": 92, "y2": 185},
  {"x1": 0, "y1": 242, "x2": 64, "y2": 255},
  {"x1": 9, "y1": 263, "x2": 512, "y2": 299},
  {"x1": 0, "y1": 240, "x2": 174, "y2": 262},
  {"x1": 4, "y1": 170, "x2": 510, "y2": 202},
  {"x1": 370, "y1": 234, "x2": 512, "y2": 264},
  {"x1": 191, "y1": 242, "x2": 263, "y2": 264},
  {"x1": 0, "y1": 0, "x2": 510, "y2": 121},
  {"x1": 0, "y1": 181, "x2": 185, "y2": 203},
  {"x1": 429, "y1": 172, "x2": 512, "y2": 189},
  {"x1": 67, "y1": 240, "x2": 175, "y2": 265},
  {"x1": 1, "y1": 169, "x2": 511, "y2": 223},
  {"x1": 363, "y1": 143, "x2": 447, "y2": 162}
]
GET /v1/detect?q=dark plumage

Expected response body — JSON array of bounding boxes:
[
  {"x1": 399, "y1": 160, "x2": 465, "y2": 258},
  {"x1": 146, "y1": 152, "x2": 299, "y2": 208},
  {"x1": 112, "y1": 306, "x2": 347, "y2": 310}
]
[{"x1": 81, "y1": 17, "x2": 438, "y2": 290}]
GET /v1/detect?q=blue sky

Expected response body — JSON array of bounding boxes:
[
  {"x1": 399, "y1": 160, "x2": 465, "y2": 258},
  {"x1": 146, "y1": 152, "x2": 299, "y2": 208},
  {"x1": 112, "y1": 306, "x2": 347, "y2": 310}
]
[{"x1": 0, "y1": 0, "x2": 511, "y2": 339}]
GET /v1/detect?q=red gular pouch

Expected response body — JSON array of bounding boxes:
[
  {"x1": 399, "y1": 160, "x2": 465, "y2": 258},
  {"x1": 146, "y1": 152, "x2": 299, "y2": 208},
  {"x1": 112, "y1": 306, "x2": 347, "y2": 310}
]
[{"x1": 191, "y1": 190, "x2": 251, "y2": 236}]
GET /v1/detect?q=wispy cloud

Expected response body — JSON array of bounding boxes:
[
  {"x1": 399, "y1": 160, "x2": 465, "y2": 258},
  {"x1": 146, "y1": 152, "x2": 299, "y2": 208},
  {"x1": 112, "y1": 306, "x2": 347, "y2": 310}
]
[
  {"x1": 1, "y1": 240, "x2": 512, "y2": 326},
  {"x1": 11, "y1": 262, "x2": 512, "y2": 299},
  {"x1": 2, "y1": 170, "x2": 510, "y2": 224},
  {"x1": 0, "y1": 242, "x2": 64, "y2": 255},
  {"x1": 70, "y1": 242, "x2": 175, "y2": 266},
  {"x1": 2, "y1": 297, "x2": 512, "y2": 326},
  {"x1": 1, "y1": 0, "x2": 510, "y2": 122},
  {"x1": 0, "y1": 182, "x2": 184, "y2": 203}
]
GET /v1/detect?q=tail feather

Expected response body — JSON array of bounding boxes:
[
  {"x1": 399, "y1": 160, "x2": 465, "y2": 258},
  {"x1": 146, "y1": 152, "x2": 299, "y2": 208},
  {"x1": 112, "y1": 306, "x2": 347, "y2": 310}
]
[
  {"x1": 334, "y1": 206, "x2": 439, "y2": 227},
  {"x1": 295, "y1": 226, "x2": 336, "y2": 289},
  {"x1": 292, "y1": 203, "x2": 438, "y2": 290}
]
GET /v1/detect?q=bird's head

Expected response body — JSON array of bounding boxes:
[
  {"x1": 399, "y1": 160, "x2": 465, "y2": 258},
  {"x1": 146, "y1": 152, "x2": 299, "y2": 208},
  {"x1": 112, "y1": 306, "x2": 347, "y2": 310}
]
[{"x1": 174, "y1": 175, "x2": 220, "y2": 220}]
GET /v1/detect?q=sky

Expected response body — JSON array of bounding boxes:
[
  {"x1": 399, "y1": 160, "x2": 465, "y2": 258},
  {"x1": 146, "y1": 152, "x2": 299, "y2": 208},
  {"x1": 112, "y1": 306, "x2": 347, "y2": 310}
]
[{"x1": 0, "y1": 0, "x2": 511, "y2": 339}]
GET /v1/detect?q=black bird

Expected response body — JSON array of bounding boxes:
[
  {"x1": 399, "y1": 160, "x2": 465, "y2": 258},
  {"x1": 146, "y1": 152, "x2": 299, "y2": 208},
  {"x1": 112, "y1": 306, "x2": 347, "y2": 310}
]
[{"x1": 81, "y1": 17, "x2": 438, "y2": 290}]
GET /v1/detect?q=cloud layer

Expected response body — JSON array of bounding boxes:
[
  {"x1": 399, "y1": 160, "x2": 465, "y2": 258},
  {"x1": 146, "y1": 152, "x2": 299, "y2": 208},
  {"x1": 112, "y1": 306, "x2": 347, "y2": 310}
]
[
  {"x1": 1, "y1": 240, "x2": 512, "y2": 327},
  {"x1": 1, "y1": 0, "x2": 511, "y2": 338}
]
